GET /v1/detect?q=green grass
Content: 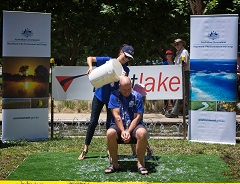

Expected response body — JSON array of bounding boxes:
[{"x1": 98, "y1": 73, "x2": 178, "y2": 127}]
[
  {"x1": 7, "y1": 152, "x2": 233, "y2": 182},
  {"x1": 190, "y1": 101, "x2": 217, "y2": 111},
  {"x1": 1, "y1": 137, "x2": 240, "y2": 182}
]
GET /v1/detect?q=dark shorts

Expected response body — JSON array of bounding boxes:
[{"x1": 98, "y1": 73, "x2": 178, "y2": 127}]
[{"x1": 109, "y1": 124, "x2": 146, "y2": 142}]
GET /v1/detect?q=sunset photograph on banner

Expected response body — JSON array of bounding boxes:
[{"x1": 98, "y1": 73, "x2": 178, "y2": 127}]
[{"x1": 2, "y1": 57, "x2": 49, "y2": 109}]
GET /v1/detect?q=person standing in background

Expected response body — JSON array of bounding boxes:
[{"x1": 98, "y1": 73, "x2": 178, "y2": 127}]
[
  {"x1": 162, "y1": 50, "x2": 174, "y2": 114},
  {"x1": 78, "y1": 44, "x2": 134, "y2": 160},
  {"x1": 162, "y1": 49, "x2": 174, "y2": 65},
  {"x1": 165, "y1": 38, "x2": 190, "y2": 118}
]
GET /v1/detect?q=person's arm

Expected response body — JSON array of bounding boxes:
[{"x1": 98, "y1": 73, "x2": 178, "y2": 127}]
[
  {"x1": 108, "y1": 92, "x2": 122, "y2": 131},
  {"x1": 182, "y1": 50, "x2": 189, "y2": 63},
  {"x1": 111, "y1": 108, "x2": 131, "y2": 143},
  {"x1": 86, "y1": 56, "x2": 96, "y2": 75},
  {"x1": 181, "y1": 49, "x2": 190, "y2": 70},
  {"x1": 111, "y1": 108, "x2": 125, "y2": 132},
  {"x1": 128, "y1": 93, "x2": 144, "y2": 133},
  {"x1": 127, "y1": 113, "x2": 142, "y2": 133}
]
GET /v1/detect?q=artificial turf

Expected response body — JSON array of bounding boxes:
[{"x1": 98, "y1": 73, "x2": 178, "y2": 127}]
[{"x1": 7, "y1": 152, "x2": 235, "y2": 182}]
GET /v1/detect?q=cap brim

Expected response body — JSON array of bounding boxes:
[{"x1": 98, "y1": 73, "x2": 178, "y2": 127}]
[
  {"x1": 124, "y1": 52, "x2": 133, "y2": 59},
  {"x1": 171, "y1": 41, "x2": 186, "y2": 47}
]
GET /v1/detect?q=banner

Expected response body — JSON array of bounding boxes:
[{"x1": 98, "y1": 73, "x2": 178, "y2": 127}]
[
  {"x1": 2, "y1": 11, "x2": 51, "y2": 141},
  {"x1": 189, "y1": 14, "x2": 238, "y2": 145},
  {"x1": 52, "y1": 65, "x2": 182, "y2": 100},
  {"x1": 52, "y1": 66, "x2": 93, "y2": 100},
  {"x1": 2, "y1": 11, "x2": 50, "y2": 57}
]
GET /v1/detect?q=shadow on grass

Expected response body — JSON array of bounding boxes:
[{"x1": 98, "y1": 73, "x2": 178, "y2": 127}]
[
  {"x1": 0, "y1": 140, "x2": 29, "y2": 149},
  {"x1": 82, "y1": 155, "x2": 108, "y2": 159},
  {"x1": 116, "y1": 154, "x2": 161, "y2": 174},
  {"x1": 118, "y1": 160, "x2": 159, "y2": 173},
  {"x1": 0, "y1": 136, "x2": 66, "y2": 149},
  {"x1": 82, "y1": 153, "x2": 160, "y2": 174}
]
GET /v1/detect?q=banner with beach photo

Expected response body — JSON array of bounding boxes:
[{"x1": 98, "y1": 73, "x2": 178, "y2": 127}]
[
  {"x1": 189, "y1": 14, "x2": 238, "y2": 144},
  {"x1": 2, "y1": 11, "x2": 51, "y2": 141}
]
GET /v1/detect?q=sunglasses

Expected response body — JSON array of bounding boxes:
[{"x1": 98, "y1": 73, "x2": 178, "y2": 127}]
[
  {"x1": 124, "y1": 54, "x2": 132, "y2": 60},
  {"x1": 174, "y1": 43, "x2": 180, "y2": 46}
]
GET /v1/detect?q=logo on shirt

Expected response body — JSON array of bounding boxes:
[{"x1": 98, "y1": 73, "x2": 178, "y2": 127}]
[
  {"x1": 110, "y1": 82, "x2": 115, "y2": 87},
  {"x1": 129, "y1": 100, "x2": 134, "y2": 107}
]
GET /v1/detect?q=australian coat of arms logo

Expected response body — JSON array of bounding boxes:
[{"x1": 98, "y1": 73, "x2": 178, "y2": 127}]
[
  {"x1": 21, "y1": 28, "x2": 33, "y2": 38},
  {"x1": 207, "y1": 31, "x2": 219, "y2": 40}
]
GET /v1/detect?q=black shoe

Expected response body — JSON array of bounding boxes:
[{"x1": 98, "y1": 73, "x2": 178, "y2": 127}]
[
  {"x1": 161, "y1": 108, "x2": 166, "y2": 115},
  {"x1": 165, "y1": 113, "x2": 178, "y2": 118}
]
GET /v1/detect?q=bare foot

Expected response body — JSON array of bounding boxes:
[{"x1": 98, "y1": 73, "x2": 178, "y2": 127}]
[{"x1": 78, "y1": 150, "x2": 88, "y2": 160}]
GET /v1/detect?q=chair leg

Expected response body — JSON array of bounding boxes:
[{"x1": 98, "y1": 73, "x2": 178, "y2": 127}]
[
  {"x1": 146, "y1": 144, "x2": 153, "y2": 157},
  {"x1": 130, "y1": 144, "x2": 137, "y2": 156},
  {"x1": 108, "y1": 150, "x2": 112, "y2": 165}
]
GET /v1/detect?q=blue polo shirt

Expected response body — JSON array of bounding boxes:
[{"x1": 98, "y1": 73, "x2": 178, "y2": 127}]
[
  {"x1": 94, "y1": 57, "x2": 130, "y2": 104},
  {"x1": 162, "y1": 61, "x2": 175, "y2": 65},
  {"x1": 108, "y1": 90, "x2": 144, "y2": 127}
]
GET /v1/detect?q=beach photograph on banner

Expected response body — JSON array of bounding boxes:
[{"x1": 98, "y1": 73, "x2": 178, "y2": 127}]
[
  {"x1": 190, "y1": 58, "x2": 237, "y2": 113},
  {"x1": 190, "y1": 59, "x2": 236, "y2": 102}
]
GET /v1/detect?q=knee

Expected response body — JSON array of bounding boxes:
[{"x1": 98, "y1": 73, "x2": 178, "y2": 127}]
[
  {"x1": 106, "y1": 128, "x2": 117, "y2": 140},
  {"x1": 136, "y1": 128, "x2": 147, "y2": 140}
]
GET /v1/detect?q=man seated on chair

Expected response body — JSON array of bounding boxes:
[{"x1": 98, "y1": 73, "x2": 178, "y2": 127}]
[{"x1": 104, "y1": 76, "x2": 148, "y2": 175}]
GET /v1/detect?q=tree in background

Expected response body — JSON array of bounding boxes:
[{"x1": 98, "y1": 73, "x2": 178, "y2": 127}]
[{"x1": 1, "y1": 0, "x2": 239, "y2": 66}]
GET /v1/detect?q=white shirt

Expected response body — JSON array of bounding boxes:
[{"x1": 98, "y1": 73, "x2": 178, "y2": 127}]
[{"x1": 174, "y1": 47, "x2": 190, "y2": 71}]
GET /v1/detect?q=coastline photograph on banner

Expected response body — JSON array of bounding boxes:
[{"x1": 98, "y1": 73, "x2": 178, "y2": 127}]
[{"x1": 190, "y1": 59, "x2": 236, "y2": 102}]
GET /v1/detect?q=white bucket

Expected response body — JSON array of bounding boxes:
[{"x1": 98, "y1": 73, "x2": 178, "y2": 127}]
[{"x1": 89, "y1": 59, "x2": 123, "y2": 88}]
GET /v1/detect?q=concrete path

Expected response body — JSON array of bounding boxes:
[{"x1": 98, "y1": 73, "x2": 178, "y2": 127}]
[
  {"x1": 0, "y1": 113, "x2": 240, "y2": 123},
  {"x1": 50, "y1": 113, "x2": 185, "y2": 123},
  {"x1": 47, "y1": 113, "x2": 240, "y2": 123}
]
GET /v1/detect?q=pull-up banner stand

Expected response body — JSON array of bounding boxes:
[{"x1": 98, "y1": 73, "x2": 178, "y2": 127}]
[
  {"x1": 189, "y1": 14, "x2": 238, "y2": 145},
  {"x1": 2, "y1": 11, "x2": 51, "y2": 141}
]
